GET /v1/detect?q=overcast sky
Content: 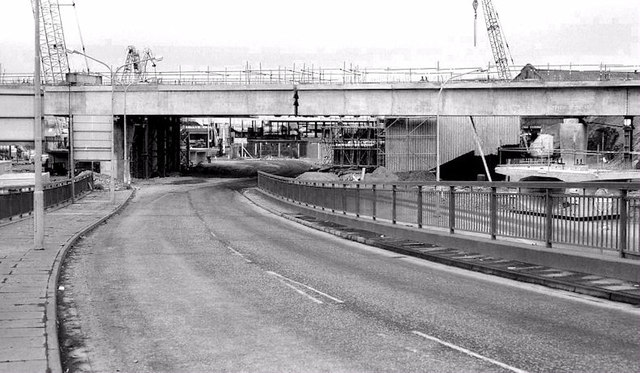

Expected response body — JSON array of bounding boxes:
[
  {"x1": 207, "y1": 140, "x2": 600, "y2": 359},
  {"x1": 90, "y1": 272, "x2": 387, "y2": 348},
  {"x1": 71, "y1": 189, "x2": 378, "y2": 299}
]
[{"x1": 1, "y1": 0, "x2": 638, "y2": 72}]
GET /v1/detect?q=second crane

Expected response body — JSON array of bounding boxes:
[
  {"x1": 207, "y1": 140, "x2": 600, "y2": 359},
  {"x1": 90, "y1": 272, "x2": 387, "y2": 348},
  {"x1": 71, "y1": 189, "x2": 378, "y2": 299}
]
[{"x1": 473, "y1": 0, "x2": 515, "y2": 80}]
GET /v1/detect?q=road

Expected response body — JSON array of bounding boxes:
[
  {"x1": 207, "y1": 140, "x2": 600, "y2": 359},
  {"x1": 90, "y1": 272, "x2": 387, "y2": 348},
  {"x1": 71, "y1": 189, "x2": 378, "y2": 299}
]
[{"x1": 59, "y1": 177, "x2": 640, "y2": 373}]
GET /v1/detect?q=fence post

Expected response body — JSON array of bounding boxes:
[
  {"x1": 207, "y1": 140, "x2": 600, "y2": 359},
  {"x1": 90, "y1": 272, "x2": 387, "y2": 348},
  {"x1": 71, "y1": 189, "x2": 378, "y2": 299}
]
[
  {"x1": 392, "y1": 184, "x2": 397, "y2": 224},
  {"x1": 312, "y1": 182, "x2": 316, "y2": 208},
  {"x1": 417, "y1": 185, "x2": 423, "y2": 228},
  {"x1": 619, "y1": 189, "x2": 628, "y2": 258},
  {"x1": 449, "y1": 186, "x2": 455, "y2": 234},
  {"x1": 355, "y1": 183, "x2": 360, "y2": 217},
  {"x1": 342, "y1": 183, "x2": 347, "y2": 214},
  {"x1": 331, "y1": 183, "x2": 335, "y2": 213},
  {"x1": 490, "y1": 186, "x2": 497, "y2": 240},
  {"x1": 372, "y1": 184, "x2": 377, "y2": 221},
  {"x1": 321, "y1": 183, "x2": 325, "y2": 211},
  {"x1": 545, "y1": 188, "x2": 553, "y2": 248}
]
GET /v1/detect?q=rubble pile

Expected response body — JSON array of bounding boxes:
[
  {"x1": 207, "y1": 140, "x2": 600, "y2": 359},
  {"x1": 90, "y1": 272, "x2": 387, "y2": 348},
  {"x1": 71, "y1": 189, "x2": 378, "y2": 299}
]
[
  {"x1": 365, "y1": 166, "x2": 399, "y2": 182},
  {"x1": 295, "y1": 172, "x2": 340, "y2": 181},
  {"x1": 92, "y1": 173, "x2": 129, "y2": 191}
]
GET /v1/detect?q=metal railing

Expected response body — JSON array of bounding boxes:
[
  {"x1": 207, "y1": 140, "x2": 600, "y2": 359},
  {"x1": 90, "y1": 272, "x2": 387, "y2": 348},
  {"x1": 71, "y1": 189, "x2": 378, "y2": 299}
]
[
  {"x1": 0, "y1": 172, "x2": 93, "y2": 222},
  {"x1": 2, "y1": 63, "x2": 639, "y2": 86},
  {"x1": 258, "y1": 172, "x2": 640, "y2": 257}
]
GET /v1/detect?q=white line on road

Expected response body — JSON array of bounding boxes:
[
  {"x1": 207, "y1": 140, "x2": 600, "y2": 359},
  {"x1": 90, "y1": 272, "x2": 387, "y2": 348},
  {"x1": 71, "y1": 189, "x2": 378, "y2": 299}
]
[
  {"x1": 412, "y1": 331, "x2": 530, "y2": 373},
  {"x1": 225, "y1": 245, "x2": 252, "y2": 263},
  {"x1": 266, "y1": 271, "x2": 344, "y2": 304},
  {"x1": 279, "y1": 280, "x2": 324, "y2": 304}
]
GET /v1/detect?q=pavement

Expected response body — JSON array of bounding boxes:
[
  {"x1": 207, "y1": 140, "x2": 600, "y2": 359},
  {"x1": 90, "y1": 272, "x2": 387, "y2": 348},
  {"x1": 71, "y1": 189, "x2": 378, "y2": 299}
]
[
  {"x1": 0, "y1": 189, "x2": 133, "y2": 373},
  {"x1": 244, "y1": 187, "x2": 640, "y2": 306}
]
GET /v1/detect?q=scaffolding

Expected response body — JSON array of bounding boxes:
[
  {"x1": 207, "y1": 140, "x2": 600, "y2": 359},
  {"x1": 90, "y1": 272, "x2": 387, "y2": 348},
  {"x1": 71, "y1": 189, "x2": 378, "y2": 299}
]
[
  {"x1": 319, "y1": 118, "x2": 383, "y2": 167},
  {"x1": 380, "y1": 117, "x2": 437, "y2": 172}
]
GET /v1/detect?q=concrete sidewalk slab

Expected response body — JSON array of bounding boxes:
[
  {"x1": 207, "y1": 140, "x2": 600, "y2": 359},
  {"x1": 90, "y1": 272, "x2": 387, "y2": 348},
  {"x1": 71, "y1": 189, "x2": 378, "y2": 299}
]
[
  {"x1": 244, "y1": 187, "x2": 640, "y2": 305},
  {"x1": 0, "y1": 189, "x2": 133, "y2": 373}
]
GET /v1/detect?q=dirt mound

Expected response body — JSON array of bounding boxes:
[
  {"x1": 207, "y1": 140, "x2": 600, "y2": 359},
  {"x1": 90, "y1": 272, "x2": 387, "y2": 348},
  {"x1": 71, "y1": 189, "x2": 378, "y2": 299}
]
[
  {"x1": 295, "y1": 172, "x2": 340, "y2": 181},
  {"x1": 189, "y1": 159, "x2": 316, "y2": 178},
  {"x1": 395, "y1": 170, "x2": 436, "y2": 182},
  {"x1": 92, "y1": 172, "x2": 129, "y2": 191},
  {"x1": 365, "y1": 166, "x2": 399, "y2": 182}
]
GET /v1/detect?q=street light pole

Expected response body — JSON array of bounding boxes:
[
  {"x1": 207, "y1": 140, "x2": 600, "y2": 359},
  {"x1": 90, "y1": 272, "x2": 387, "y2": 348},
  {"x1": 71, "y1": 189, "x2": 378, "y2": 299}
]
[
  {"x1": 435, "y1": 68, "x2": 485, "y2": 181},
  {"x1": 33, "y1": 0, "x2": 44, "y2": 249},
  {"x1": 114, "y1": 56, "x2": 162, "y2": 186},
  {"x1": 68, "y1": 50, "x2": 162, "y2": 189}
]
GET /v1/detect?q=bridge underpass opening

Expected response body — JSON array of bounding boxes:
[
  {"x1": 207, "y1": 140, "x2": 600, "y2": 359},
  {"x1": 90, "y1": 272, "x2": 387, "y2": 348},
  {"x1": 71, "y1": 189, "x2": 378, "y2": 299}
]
[{"x1": 116, "y1": 115, "x2": 182, "y2": 179}]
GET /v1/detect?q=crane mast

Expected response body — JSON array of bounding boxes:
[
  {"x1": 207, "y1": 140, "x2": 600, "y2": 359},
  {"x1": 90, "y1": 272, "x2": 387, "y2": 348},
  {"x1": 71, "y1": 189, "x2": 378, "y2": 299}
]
[
  {"x1": 31, "y1": 0, "x2": 70, "y2": 84},
  {"x1": 473, "y1": 0, "x2": 514, "y2": 80}
]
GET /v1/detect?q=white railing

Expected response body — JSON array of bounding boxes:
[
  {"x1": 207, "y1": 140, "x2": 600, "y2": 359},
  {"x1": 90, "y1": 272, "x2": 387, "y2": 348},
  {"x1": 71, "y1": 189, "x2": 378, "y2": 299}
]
[{"x1": 2, "y1": 63, "x2": 639, "y2": 86}]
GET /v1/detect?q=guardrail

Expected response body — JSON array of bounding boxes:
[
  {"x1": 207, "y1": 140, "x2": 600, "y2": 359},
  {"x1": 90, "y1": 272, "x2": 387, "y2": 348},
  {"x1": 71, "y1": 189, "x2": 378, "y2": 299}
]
[
  {"x1": 0, "y1": 172, "x2": 94, "y2": 222},
  {"x1": 258, "y1": 172, "x2": 640, "y2": 258},
  {"x1": 2, "y1": 63, "x2": 639, "y2": 86}
]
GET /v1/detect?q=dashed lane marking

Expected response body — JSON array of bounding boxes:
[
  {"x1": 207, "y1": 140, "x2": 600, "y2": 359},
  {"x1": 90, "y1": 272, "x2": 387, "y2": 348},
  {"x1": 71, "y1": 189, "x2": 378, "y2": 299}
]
[
  {"x1": 279, "y1": 280, "x2": 324, "y2": 304},
  {"x1": 225, "y1": 245, "x2": 252, "y2": 263},
  {"x1": 266, "y1": 271, "x2": 344, "y2": 304},
  {"x1": 412, "y1": 330, "x2": 530, "y2": 373}
]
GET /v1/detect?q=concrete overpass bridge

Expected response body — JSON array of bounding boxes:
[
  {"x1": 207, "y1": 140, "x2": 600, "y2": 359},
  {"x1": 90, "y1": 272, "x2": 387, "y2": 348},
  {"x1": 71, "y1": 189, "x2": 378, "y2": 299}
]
[
  {"x1": 2, "y1": 79, "x2": 638, "y2": 121},
  {"x1": 1, "y1": 80, "x2": 639, "y2": 177}
]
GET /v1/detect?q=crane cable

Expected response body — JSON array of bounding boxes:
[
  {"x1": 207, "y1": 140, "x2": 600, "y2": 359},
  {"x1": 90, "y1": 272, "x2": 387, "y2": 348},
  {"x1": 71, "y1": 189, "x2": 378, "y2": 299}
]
[{"x1": 71, "y1": 1, "x2": 90, "y2": 73}]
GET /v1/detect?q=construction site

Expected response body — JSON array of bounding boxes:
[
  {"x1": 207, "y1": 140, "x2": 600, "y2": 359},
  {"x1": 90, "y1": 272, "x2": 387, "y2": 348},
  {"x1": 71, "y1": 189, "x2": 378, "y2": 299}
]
[{"x1": 0, "y1": 0, "x2": 638, "y2": 185}]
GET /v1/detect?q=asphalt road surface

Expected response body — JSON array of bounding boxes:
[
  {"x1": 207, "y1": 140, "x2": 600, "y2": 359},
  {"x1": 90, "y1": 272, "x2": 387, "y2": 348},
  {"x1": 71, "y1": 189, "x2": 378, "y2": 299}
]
[{"x1": 59, "y1": 177, "x2": 640, "y2": 373}]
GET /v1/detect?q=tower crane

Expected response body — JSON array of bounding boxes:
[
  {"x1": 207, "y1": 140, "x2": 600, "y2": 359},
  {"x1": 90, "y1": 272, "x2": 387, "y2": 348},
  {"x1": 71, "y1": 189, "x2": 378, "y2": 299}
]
[
  {"x1": 31, "y1": 0, "x2": 69, "y2": 84},
  {"x1": 473, "y1": 0, "x2": 514, "y2": 80}
]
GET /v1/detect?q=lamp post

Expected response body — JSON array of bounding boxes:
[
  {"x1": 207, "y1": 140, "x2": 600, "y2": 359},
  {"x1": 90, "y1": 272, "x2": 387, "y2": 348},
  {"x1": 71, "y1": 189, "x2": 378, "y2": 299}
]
[
  {"x1": 115, "y1": 56, "x2": 162, "y2": 186},
  {"x1": 435, "y1": 68, "x2": 486, "y2": 181},
  {"x1": 66, "y1": 51, "x2": 162, "y2": 197},
  {"x1": 33, "y1": 0, "x2": 44, "y2": 249}
]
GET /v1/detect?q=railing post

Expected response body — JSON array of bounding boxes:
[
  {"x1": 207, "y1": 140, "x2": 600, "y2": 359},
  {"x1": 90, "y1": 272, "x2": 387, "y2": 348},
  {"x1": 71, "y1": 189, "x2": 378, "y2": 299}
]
[
  {"x1": 545, "y1": 188, "x2": 553, "y2": 248},
  {"x1": 417, "y1": 185, "x2": 423, "y2": 228},
  {"x1": 312, "y1": 182, "x2": 316, "y2": 208},
  {"x1": 321, "y1": 183, "x2": 325, "y2": 211},
  {"x1": 355, "y1": 183, "x2": 360, "y2": 217},
  {"x1": 372, "y1": 184, "x2": 377, "y2": 221},
  {"x1": 449, "y1": 186, "x2": 455, "y2": 234},
  {"x1": 342, "y1": 183, "x2": 347, "y2": 214},
  {"x1": 619, "y1": 189, "x2": 628, "y2": 258},
  {"x1": 490, "y1": 186, "x2": 497, "y2": 240},
  {"x1": 331, "y1": 183, "x2": 335, "y2": 213},
  {"x1": 392, "y1": 184, "x2": 397, "y2": 224}
]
